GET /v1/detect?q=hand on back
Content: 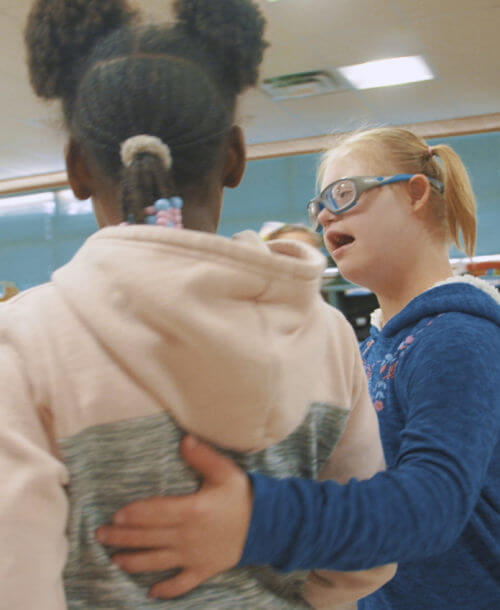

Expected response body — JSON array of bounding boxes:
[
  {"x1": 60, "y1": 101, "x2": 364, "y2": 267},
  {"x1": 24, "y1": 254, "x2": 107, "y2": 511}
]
[{"x1": 96, "y1": 435, "x2": 252, "y2": 599}]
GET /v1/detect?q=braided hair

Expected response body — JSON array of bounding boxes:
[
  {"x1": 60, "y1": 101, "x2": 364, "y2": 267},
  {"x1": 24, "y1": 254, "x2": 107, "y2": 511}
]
[{"x1": 25, "y1": 0, "x2": 268, "y2": 223}]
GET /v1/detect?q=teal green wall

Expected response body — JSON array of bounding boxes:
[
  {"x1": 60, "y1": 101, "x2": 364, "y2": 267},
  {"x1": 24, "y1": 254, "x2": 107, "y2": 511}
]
[
  {"x1": 0, "y1": 210, "x2": 98, "y2": 291},
  {"x1": 218, "y1": 152, "x2": 319, "y2": 236},
  {"x1": 1, "y1": 131, "x2": 498, "y2": 291}
]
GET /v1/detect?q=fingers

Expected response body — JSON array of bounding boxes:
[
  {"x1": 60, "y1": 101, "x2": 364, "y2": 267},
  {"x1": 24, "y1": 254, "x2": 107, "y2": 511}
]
[
  {"x1": 107, "y1": 437, "x2": 241, "y2": 529},
  {"x1": 149, "y1": 570, "x2": 209, "y2": 600},
  {"x1": 95, "y1": 526, "x2": 177, "y2": 549},
  {"x1": 181, "y1": 435, "x2": 242, "y2": 485},
  {"x1": 112, "y1": 496, "x2": 187, "y2": 527},
  {"x1": 111, "y1": 549, "x2": 179, "y2": 574}
]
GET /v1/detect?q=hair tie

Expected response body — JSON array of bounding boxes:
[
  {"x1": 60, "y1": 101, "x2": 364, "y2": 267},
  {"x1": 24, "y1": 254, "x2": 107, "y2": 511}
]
[
  {"x1": 428, "y1": 145, "x2": 435, "y2": 157},
  {"x1": 145, "y1": 197, "x2": 184, "y2": 228},
  {"x1": 120, "y1": 135, "x2": 172, "y2": 170}
]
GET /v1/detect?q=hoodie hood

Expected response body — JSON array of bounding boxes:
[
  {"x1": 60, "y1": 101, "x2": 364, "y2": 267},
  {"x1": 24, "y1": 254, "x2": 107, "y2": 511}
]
[
  {"x1": 52, "y1": 226, "x2": 338, "y2": 451},
  {"x1": 370, "y1": 275, "x2": 500, "y2": 339}
]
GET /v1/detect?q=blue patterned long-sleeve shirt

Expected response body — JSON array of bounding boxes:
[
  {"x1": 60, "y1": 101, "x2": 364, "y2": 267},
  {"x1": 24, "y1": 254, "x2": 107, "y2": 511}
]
[{"x1": 240, "y1": 278, "x2": 500, "y2": 610}]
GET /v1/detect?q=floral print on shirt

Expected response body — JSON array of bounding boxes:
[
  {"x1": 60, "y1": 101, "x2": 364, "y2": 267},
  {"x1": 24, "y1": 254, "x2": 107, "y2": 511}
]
[{"x1": 362, "y1": 317, "x2": 439, "y2": 413}]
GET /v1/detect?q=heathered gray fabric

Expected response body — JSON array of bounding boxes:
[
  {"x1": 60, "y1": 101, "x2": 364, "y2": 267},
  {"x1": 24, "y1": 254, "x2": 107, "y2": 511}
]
[{"x1": 59, "y1": 403, "x2": 348, "y2": 608}]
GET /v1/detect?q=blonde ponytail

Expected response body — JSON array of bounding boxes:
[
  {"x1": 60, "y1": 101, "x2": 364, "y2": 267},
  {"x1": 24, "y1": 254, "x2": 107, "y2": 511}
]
[{"x1": 431, "y1": 144, "x2": 476, "y2": 257}]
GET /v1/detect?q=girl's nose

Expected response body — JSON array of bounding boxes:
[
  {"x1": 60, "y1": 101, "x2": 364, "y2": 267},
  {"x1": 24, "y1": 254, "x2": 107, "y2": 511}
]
[{"x1": 318, "y1": 205, "x2": 338, "y2": 229}]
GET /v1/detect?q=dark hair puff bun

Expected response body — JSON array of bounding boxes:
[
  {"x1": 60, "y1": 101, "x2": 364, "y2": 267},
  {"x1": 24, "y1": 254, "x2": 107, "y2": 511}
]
[
  {"x1": 174, "y1": 0, "x2": 268, "y2": 95},
  {"x1": 25, "y1": 0, "x2": 137, "y2": 100}
]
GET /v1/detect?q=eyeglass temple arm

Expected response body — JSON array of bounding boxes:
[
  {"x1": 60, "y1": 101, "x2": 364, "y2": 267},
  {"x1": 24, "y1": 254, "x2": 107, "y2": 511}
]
[{"x1": 379, "y1": 174, "x2": 443, "y2": 192}]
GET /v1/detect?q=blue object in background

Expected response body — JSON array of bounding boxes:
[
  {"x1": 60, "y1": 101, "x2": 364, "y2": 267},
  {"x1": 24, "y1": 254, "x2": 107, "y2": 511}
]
[{"x1": 0, "y1": 131, "x2": 499, "y2": 291}]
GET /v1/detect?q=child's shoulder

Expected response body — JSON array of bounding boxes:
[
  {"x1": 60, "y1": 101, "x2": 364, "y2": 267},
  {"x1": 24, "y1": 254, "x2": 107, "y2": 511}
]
[
  {"x1": 0, "y1": 282, "x2": 65, "y2": 352},
  {"x1": 413, "y1": 309, "x2": 499, "y2": 345},
  {"x1": 393, "y1": 310, "x2": 497, "y2": 362},
  {"x1": 1, "y1": 281, "x2": 54, "y2": 308},
  {"x1": 363, "y1": 309, "x2": 499, "y2": 384},
  {"x1": 394, "y1": 312, "x2": 500, "y2": 396},
  {"x1": 0, "y1": 282, "x2": 58, "y2": 324}
]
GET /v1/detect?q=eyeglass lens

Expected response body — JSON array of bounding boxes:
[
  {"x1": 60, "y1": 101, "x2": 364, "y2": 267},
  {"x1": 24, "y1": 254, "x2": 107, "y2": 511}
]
[
  {"x1": 308, "y1": 201, "x2": 320, "y2": 228},
  {"x1": 326, "y1": 180, "x2": 356, "y2": 211},
  {"x1": 308, "y1": 179, "x2": 359, "y2": 230}
]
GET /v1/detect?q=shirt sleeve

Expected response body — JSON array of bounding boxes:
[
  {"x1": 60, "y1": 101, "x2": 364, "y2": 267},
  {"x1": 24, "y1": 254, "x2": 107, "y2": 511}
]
[
  {"x1": 0, "y1": 340, "x2": 69, "y2": 609},
  {"x1": 239, "y1": 316, "x2": 499, "y2": 571}
]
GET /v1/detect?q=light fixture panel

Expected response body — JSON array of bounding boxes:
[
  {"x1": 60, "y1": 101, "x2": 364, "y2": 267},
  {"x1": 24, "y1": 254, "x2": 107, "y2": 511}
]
[{"x1": 338, "y1": 55, "x2": 434, "y2": 90}]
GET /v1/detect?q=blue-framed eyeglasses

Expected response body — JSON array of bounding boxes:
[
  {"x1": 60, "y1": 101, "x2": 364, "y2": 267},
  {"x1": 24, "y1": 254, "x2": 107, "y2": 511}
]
[{"x1": 307, "y1": 174, "x2": 444, "y2": 232}]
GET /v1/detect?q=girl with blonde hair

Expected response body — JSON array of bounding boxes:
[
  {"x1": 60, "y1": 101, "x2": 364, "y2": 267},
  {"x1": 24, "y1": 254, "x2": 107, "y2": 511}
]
[{"x1": 100, "y1": 126, "x2": 500, "y2": 610}]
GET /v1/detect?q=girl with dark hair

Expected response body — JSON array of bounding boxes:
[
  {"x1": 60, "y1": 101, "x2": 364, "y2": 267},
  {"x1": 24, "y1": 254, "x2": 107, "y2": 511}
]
[{"x1": 0, "y1": 1, "x2": 395, "y2": 608}]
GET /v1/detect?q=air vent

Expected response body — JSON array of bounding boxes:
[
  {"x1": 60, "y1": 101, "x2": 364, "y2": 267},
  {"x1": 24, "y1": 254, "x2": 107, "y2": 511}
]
[{"x1": 260, "y1": 70, "x2": 347, "y2": 101}]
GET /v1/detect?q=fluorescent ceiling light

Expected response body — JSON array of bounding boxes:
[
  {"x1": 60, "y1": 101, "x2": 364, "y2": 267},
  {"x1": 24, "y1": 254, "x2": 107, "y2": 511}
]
[{"x1": 338, "y1": 55, "x2": 434, "y2": 90}]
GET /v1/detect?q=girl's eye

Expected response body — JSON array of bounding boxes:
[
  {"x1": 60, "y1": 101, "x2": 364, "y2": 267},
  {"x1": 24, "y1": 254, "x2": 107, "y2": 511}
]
[{"x1": 333, "y1": 181, "x2": 355, "y2": 202}]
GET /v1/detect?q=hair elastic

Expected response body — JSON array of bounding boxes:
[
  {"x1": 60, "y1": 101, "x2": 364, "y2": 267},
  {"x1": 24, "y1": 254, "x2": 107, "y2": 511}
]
[
  {"x1": 428, "y1": 145, "x2": 435, "y2": 157},
  {"x1": 120, "y1": 135, "x2": 172, "y2": 170},
  {"x1": 145, "y1": 197, "x2": 184, "y2": 228}
]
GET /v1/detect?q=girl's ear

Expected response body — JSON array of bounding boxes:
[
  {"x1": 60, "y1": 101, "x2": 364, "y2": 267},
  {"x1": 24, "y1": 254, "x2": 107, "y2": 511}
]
[
  {"x1": 223, "y1": 126, "x2": 246, "y2": 188},
  {"x1": 408, "y1": 173, "x2": 432, "y2": 212},
  {"x1": 65, "y1": 139, "x2": 93, "y2": 201}
]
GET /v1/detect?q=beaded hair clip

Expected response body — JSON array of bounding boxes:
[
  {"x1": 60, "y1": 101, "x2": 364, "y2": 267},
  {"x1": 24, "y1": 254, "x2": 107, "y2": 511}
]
[
  {"x1": 144, "y1": 197, "x2": 184, "y2": 228},
  {"x1": 123, "y1": 197, "x2": 184, "y2": 228}
]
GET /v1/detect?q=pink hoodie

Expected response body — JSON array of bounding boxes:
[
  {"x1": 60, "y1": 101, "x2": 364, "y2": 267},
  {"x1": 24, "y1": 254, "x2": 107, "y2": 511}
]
[{"x1": 0, "y1": 227, "x2": 392, "y2": 608}]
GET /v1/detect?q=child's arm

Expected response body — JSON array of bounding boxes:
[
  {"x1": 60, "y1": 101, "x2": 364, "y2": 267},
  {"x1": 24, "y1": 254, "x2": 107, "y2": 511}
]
[
  {"x1": 97, "y1": 318, "x2": 398, "y2": 604},
  {"x1": 241, "y1": 317, "x2": 499, "y2": 573},
  {"x1": 0, "y1": 341, "x2": 69, "y2": 610},
  {"x1": 97, "y1": 319, "x2": 498, "y2": 599},
  {"x1": 302, "y1": 349, "x2": 396, "y2": 608}
]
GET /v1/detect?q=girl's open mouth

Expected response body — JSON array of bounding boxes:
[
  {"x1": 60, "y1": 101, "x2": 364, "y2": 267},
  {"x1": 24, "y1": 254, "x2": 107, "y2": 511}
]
[{"x1": 328, "y1": 231, "x2": 355, "y2": 253}]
